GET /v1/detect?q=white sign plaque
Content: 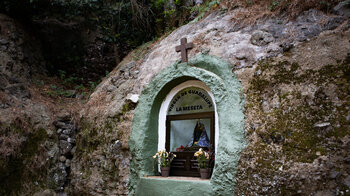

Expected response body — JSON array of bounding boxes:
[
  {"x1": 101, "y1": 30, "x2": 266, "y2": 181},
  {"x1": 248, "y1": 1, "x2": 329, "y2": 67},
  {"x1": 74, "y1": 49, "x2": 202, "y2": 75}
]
[{"x1": 167, "y1": 87, "x2": 214, "y2": 115}]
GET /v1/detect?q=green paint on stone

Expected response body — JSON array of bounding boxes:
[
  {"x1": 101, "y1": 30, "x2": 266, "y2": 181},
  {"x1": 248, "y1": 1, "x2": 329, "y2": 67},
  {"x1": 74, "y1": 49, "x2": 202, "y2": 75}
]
[
  {"x1": 137, "y1": 177, "x2": 212, "y2": 196},
  {"x1": 129, "y1": 54, "x2": 246, "y2": 195}
]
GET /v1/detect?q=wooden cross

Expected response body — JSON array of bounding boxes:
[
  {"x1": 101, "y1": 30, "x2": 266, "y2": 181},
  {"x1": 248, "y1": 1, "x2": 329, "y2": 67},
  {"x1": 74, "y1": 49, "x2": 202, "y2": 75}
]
[{"x1": 175, "y1": 38, "x2": 193, "y2": 63}]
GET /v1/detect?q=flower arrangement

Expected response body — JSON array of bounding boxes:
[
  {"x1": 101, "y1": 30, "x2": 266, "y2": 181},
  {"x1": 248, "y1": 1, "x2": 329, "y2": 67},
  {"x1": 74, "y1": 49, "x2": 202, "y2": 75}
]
[
  {"x1": 194, "y1": 148, "x2": 210, "y2": 168},
  {"x1": 153, "y1": 150, "x2": 176, "y2": 168}
]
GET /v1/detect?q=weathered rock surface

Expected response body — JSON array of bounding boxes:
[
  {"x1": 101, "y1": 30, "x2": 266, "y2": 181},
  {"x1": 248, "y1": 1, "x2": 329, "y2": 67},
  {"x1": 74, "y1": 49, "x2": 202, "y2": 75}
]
[
  {"x1": 73, "y1": 4, "x2": 350, "y2": 196},
  {"x1": 0, "y1": 13, "x2": 52, "y2": 129},
  {"x1": 1, "y1": 2, "x2": 350, "y2": 195},
  {"x1": 0, "y1": 19, "x2": 83, "y2": 193},
  {"x1": 250, "y1": 30, "x2": 274, "y2": 46},
  {"x1": 83, "y1": 8, "x2": 349, "y2": 122},
  {"x1": 0, "y1": 13, "x2": 59, "y2": 195},
  {"x1": 333, "y1": 0, "x2": 350, "y2": 18}
]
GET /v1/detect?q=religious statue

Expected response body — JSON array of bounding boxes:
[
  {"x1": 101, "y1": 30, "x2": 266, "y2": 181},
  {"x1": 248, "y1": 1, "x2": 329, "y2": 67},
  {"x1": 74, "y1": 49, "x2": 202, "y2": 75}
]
[{"x1": 187, "y1": 120, "x2": 210, "y2": 147}]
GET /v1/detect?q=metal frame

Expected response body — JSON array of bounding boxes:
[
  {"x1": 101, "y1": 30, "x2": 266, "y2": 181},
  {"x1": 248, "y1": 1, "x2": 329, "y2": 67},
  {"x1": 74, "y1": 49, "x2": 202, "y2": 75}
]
[{"x1": 165, "y1": 111, "x2": 215, "y2": 152}]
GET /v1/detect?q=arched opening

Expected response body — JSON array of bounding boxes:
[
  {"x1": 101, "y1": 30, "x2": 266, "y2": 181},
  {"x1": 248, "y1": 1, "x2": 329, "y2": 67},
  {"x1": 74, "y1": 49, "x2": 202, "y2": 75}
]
[{"x1": 158, "y1": 80, "x2": 218, "y2": 177}]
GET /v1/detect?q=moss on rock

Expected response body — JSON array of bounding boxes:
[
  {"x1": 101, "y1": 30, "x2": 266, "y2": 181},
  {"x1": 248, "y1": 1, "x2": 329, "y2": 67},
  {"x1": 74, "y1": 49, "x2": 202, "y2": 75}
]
[
  {"x1": 236, "y1": 53, "x2": 350, "y2": 194},
  {"x1": 0, "y1": 126, "x2": 49, "y2": 195}
]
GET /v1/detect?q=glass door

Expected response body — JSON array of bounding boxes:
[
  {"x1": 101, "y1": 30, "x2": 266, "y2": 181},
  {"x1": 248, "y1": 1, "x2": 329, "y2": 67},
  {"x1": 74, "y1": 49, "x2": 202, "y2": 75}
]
[{"x1": 166, "y1": 112, "x2": 214, "y2": 177}]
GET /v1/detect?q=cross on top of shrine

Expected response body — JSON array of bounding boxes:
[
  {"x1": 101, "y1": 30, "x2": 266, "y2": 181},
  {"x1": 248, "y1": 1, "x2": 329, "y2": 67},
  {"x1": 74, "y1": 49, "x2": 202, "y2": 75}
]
[{"x1": 175, "y1": 38, "x2": 193, "y2": 63}]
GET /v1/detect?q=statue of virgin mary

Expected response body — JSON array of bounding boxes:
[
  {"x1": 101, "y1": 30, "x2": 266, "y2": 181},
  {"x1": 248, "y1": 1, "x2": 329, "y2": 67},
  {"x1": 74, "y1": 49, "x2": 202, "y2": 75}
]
[{"x1": 188, "y1": 120, "x2": 210, "y2": 147}]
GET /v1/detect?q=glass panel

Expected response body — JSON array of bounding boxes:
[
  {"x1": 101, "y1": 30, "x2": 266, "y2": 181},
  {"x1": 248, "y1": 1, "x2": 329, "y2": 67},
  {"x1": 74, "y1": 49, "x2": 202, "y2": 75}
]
[{"x1": 170, "y1": 119, "x2": 211, "y2": 152}]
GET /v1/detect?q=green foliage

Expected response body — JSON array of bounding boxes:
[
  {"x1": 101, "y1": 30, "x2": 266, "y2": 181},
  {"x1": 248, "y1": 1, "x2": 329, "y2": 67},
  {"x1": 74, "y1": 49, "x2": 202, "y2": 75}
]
[
  {"x1": 75, "y1": 84, "x2": 85, "y2": 91},
  {"x1": 0, "y1": 0, "x2": 156, "y2": 77},
  {"x1": 191, "y1": 3, "x2": 209, "y2": 14},
  {"x1": 269, "y1": 0, "x2": 279, "y2": 11},
  {"x1": 63, "y1": 76, "x2": 80, "y2": 85},
  {"x1": 0, "y1": 0, "x2": 222, "y2": 63},
  {"x1": 0, "y1": 0, "x2": 222, "y2": 90},
  {"x1": 45, "y1": 86, "x2": 75, "y2": 98},
  {"x1": 58, "y1": 70, "x2": 65, "y2": 80},
  {"x1": 58, "y1": 70, "x2": 82, "y2": 85},
  {"x1": 190, "y1": 0, "x2": 219, "y2": 22},
  {"x1": 208, "y1": 0, "x2": 220, "y2": 7},
  {"x1": 152, "y1": 150, "x2": 176, "y2": 167},
  {"x1": 153, "y1": 0, "x2": 166, "y2": 8},
  {"x1": 88, "y1": 81, "x2": 99, "y2": 90},
  {"x1": 194, "y1": 148, "x2": 210, "y2": 168},
  {"x1": 163, "y1": 9, "x2": 175, "y2": 17},
  {"x1": 34, "y1": 79, "x2": 44, "y2": 86},
  {"x1": 246, "y1": 0, "x2": 253, "y2": 5}
]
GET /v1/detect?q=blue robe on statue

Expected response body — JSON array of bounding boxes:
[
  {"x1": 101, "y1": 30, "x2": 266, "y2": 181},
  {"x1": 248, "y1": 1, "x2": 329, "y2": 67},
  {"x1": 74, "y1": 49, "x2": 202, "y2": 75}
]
[{"x1": 188, "y1": 121, "x2": 210, "y2": 147}]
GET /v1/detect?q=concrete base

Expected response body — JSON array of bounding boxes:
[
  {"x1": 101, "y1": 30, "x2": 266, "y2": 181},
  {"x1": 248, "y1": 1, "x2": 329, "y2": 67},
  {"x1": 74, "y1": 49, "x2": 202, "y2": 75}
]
[{"x1": 136, "y1": 176, "x2": 212, "y2": 196}]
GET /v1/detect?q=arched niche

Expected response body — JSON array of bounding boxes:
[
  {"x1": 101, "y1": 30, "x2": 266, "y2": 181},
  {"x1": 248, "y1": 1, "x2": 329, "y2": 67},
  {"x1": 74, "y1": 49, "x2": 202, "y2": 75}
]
[
  {"x1": 129, "y1": 54, "x2": 246, "y2": 195},
  {"x1": 158, "y1": 80, "x2": 219, "y2": 152},
  {"x1": 158, "y1": 81, "x2": 218, "y2": 177}
]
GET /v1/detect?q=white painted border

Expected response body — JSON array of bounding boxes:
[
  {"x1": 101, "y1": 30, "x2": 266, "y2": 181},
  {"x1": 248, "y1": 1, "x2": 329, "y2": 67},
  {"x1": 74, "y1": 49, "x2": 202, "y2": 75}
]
[{"x1": 158, "y1": 80, "x2": 219, "y2": 153}]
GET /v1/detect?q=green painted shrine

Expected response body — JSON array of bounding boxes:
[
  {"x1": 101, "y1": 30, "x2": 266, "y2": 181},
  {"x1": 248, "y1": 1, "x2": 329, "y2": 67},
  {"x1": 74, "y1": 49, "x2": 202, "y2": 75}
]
[{"x1": 129, "y1": 54, "x2": 246, "y2": 195}]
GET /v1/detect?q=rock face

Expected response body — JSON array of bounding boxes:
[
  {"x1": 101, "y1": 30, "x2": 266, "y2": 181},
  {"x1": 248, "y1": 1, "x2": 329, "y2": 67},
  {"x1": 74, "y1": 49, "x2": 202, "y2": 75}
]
[
  {"x1": 0, "y1": 14, "x2": 79, "y2": 196},
  {"x1": 333, "y1": 0, "x2": 350, "y2": 18},
  {"x1": 74, "y1": 4, "x2": 350, "y2": 195},
  {"x1": 0, "y1": 11, "x2": 116, "y2": 195},
  {"x1": 1, "y1": 2, "x2": 350, "y2": 196},
  {"x1": 0, "y1": 13, "x2": 50, "y2": 128},
  {"x1": 0, "y1": 14, "x2": 46, "y2": 85},
  {"x1": 0, "y1": 14, "x2": 54, "y2": 195},
  {"x1": 48, "y1": 119, "x2": 77, "y2": 193},
  {"x1": 250, "y1": 30, "x2": 274, "y2": 46}
]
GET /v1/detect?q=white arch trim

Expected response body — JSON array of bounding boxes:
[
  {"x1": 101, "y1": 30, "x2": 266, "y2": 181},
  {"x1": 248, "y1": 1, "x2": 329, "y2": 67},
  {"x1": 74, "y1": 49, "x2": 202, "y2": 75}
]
[{"x1": 158, "y1": 80, "x2": 219, "y2": 153}]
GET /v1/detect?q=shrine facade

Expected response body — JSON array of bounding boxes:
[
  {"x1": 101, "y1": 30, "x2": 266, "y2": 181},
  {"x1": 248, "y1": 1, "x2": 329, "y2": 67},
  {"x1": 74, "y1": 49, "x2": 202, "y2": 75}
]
[
  {"x1": 129, "y1": 54, "x2": 246, "y2": 195},
  {"x1": 159, "y1": 81, "x2": 217, "y2": 177}
]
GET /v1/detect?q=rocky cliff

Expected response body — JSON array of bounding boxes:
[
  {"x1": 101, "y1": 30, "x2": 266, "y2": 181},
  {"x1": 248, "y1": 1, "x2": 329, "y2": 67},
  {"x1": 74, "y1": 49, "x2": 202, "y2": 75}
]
[
  {"x1": 0, "y1": 13, "x2": 85, "y2": 195},
  {"x1": 73, "y1": 3, "x2": 350, "y2": 195},
  {"x1": 1, "y1": 1, "x2": 350, "y2": 195}
]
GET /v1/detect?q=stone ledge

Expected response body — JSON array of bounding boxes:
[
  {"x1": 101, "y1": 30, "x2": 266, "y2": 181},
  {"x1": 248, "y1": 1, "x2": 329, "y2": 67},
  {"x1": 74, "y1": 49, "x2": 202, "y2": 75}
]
[
  {"x1": 144, "y1": 176, "x2": 210, "y2": 181},
  {"x1": 136, "y1": 176, "x2": 212, "y2": 196}
]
